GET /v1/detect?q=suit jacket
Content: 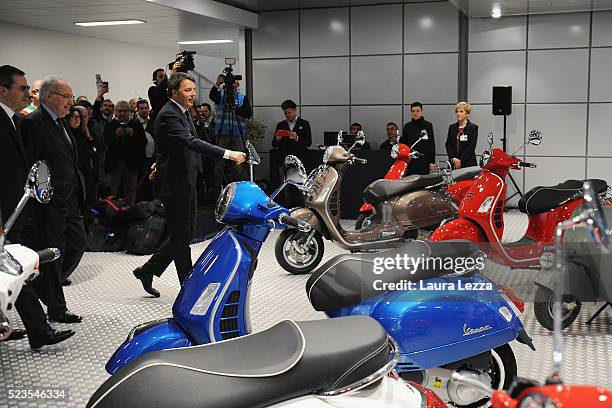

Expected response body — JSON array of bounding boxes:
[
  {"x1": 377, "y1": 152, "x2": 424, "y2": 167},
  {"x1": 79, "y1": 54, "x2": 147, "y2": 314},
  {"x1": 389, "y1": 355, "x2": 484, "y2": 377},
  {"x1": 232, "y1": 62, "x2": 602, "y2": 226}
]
[
  {"x1": 272, "y1": 117, "x2": 312, "y2": 159},
  {"x1": 21, "y1": 106, "x2": 85, "y2": 206},
  {"x1": 0, "y1": 109, "x2": 29, "y2": 228},
  {"x1": 154, "y1": 100, "x2": 226, "y2": 198},
  {"x1": 104, "y1": 119, "x2": 147, "y2": 172},
  {"x1": 445, "y1": 120, "x2": 478, "y2": 168},
  {"x1": 401, "y1": 117, "x2": 436, "y2": 175}
]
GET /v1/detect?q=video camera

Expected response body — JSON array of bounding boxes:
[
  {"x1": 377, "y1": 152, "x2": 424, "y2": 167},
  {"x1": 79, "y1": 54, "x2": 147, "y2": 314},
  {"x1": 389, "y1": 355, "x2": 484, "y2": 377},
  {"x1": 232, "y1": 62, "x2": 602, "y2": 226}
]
[
  {"x1": 168, "y1": 50, "x2": 196, "y2": 73},
  {"x1": 221, "y1": 57, "x2": 242, "y2": 89}
]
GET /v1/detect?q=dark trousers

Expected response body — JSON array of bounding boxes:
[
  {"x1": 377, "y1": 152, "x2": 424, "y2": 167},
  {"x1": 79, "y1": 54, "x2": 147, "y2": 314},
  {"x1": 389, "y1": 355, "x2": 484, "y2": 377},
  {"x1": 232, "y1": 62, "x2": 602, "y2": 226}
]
[
  {"x1": 33, "y1": 191, "x2": 87, "y2": 315},
  {"x1": 140, "y1": 194, "x2": 197, "y2": 284},
  {"x1": 213, "y1": 134, "x2": 246, "y2": 191},
  {"x1": 5, "y1": 216, "x2": 51, "y2": 341}
]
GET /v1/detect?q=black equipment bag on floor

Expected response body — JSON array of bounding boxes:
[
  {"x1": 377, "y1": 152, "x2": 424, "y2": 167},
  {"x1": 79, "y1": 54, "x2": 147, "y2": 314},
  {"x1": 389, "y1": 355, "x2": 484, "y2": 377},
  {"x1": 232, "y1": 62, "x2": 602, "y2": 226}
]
[
  {"x1": 123, "y1": 216, "x2": 166, "y2": 255},
  {"x1": 86, "y1": 223, "x2": 125, "y2": 252}
]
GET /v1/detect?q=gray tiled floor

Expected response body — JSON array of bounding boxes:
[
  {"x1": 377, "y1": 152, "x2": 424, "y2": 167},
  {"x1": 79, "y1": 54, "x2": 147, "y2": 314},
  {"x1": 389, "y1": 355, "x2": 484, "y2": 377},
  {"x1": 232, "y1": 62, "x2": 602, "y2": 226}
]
[{"x1": 0, "y1": 214, "x2": 611, "y2": 407}]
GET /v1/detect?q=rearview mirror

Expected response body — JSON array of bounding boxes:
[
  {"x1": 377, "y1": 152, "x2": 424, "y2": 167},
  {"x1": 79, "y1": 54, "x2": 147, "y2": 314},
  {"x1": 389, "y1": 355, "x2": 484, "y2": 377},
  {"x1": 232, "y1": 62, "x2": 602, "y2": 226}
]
[
  {"x1": 245, "y1": 140, "x2": 261, "y2": 166},
  {"x1": 28, "y1": 161, "x2": 53, "y2": 204},
  {"x1": 420, "y1": 130, "x2": 428, "y2": 140},
  {"x1": 337, "y1": 130, "x2": 343, "y2": 146},
  {"x1": 355, "y1": 130, "x2": 366, "y2": 145},
  {"x1": 487, "y1": 132, "x2": 494, "y2": 148},
  {"x1": 284, "y1": 155, "x2": 307, "y2": 186},
  {"x1": 528, "y1": 129, "x2": 542, "y2": 146}
]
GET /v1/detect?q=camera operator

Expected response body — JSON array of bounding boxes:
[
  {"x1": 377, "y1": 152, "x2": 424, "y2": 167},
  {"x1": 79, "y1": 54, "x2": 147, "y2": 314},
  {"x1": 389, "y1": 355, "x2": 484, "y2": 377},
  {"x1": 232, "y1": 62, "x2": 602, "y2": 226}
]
[
  {"x1": 209, "y1": 69, "x2": 252, "y2": 187},
  {"x1": 148, "y1": 62, "x2": 181, "y2": 126}
]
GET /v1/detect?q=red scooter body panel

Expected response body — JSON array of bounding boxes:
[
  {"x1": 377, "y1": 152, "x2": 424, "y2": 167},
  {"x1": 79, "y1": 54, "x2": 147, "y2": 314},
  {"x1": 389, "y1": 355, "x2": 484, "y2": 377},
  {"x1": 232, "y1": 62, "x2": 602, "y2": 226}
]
[
  {"x1": 491, "y1": 385, "x2": 612, "y2": 408},
  {"x1": 524, "y1": 198, "x2": 582, "y2": 243},
  {"x1": 447, "y1": 179, "x2": 474, "y2": 202}
]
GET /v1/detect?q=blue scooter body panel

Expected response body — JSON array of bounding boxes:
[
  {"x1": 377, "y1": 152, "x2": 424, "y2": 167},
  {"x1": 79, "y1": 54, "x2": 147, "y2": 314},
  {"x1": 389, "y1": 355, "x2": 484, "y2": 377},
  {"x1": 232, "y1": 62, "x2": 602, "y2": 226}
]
[
  {"x1": 327, "y1": 274, "x2": 524, "y2": 371},
  {"x1": 105, "y1": 319, "x2": 192, "y2": 375}
]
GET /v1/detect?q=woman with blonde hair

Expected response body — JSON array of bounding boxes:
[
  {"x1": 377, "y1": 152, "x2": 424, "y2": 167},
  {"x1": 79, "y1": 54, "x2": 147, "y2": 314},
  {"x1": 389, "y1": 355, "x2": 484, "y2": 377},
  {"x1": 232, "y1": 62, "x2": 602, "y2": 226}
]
[{"x1": 445, "y1": 101, "x2": 478, "y2": 169}]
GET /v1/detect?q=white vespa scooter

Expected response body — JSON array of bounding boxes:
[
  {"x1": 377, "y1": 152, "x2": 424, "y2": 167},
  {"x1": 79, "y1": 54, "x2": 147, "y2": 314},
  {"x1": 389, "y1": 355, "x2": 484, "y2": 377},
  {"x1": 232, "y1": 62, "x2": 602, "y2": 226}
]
[{"x1": 0, "y1": 161, "x2": 60, "y2": 340}]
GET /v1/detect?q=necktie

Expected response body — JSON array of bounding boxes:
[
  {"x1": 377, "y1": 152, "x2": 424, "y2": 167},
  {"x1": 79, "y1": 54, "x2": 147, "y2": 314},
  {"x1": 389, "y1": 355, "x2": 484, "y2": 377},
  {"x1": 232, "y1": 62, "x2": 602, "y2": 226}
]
[
  {"x1": 11, "y1": 115, "x2": 19, "y2": 131},
  {"x1": 56, "y1": 118, "x2": 73, "y2": 147}
]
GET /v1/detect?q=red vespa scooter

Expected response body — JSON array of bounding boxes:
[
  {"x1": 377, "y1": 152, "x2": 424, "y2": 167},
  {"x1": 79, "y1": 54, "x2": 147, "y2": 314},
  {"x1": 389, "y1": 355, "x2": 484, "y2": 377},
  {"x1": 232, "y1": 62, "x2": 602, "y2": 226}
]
[
  {"x1": 429, "y1": 130, "x2": 608, "y2": 269},
  {"x1": 448, "y1": 182, "x2": 612, "y2": 407},
  {"x1": 356, "y1": 130, "x2": 479, "y2": 230}
]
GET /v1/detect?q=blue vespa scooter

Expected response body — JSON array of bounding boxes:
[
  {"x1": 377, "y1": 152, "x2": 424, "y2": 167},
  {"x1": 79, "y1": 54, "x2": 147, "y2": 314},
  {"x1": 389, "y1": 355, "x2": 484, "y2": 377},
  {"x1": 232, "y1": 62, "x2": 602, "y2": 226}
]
[
  {"x1": 106, "y1": 144, "x2": 313, "y2": 375},
  {"x1": 306, "y1": 241, "x2": 535, "y2": 407}
]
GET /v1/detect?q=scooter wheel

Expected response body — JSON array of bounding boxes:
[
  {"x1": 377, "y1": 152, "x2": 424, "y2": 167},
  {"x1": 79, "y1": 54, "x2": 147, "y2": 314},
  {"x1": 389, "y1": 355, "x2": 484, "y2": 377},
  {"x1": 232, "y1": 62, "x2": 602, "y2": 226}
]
[
  {"x1": 275, "y1": 229, "x2": 324, "y2": 275},
  {"x1": 534, "y1": 287, "x2": 581, "y2": 331},
  {"x1": 355, "y1": 212, "x2": 374, "y2": 230}
]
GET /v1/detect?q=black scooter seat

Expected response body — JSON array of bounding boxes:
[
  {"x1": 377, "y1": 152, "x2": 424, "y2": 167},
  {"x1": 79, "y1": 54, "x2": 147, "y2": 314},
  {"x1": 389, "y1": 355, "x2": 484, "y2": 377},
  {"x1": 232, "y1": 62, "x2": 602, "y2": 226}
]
[
  {"x1": 306, "y1": 240, "x2": 482, "y2": 312},
  {"x1": 519, "y1": 179, "x2": 608, "y2": 215},
  {"x1": 87, "y1": 316, "x2": 391, "y2": 408},
  {"x1": 363, "y1": 173, "x2": 443, "y2": 205}
]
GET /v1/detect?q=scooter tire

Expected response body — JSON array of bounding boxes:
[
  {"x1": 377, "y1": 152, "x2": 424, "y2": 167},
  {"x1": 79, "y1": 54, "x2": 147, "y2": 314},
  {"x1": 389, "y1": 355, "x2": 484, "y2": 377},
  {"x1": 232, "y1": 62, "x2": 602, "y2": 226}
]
[
  {"x1": 355, "y1": 212, "x2": 374, "y2": 230},
  {"x1": 534, "y1": 287, "x2": 581, "y2": 331},
  {"x1": 275, "y1": 229, "x2": 324, "y2": 275}
]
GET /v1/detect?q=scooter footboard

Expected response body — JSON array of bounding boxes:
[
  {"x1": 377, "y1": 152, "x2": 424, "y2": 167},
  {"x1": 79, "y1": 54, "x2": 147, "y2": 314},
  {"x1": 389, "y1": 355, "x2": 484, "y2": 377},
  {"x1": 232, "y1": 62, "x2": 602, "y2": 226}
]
[{"x1": 105, "y1": 318, "x2": 192, "y2": 375}]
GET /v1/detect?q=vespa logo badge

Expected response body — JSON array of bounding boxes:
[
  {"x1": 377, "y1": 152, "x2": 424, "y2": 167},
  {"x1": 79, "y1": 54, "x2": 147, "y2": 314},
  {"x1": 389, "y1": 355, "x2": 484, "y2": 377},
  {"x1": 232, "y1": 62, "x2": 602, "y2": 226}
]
[{"x1": 463, "y1": 323, "x2": 492, "y2": 336}]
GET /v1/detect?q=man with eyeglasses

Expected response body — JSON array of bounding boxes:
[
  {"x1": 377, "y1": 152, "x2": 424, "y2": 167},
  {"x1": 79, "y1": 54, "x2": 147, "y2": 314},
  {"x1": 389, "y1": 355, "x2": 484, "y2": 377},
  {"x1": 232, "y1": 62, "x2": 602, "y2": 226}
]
[
  {"x1": 19, "y1": 79, "x2": 42, "y2": 116},
  {"x1": 0, "y1": 65, "x2": 75, "y2": 349},
  {"x1": 21, "y1": 75, "x2": 86, "y2": 324}
]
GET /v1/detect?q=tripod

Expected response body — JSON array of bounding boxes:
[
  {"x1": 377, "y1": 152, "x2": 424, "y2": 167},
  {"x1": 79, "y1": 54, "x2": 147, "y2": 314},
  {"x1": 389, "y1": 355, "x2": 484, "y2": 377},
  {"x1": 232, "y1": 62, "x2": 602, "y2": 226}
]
[
  {"x1": 501, "y1": 115, "x2": 524, "y2": 203},
  {"x1": 216, "y1": 82, "x2": 246, "y2": 185}
]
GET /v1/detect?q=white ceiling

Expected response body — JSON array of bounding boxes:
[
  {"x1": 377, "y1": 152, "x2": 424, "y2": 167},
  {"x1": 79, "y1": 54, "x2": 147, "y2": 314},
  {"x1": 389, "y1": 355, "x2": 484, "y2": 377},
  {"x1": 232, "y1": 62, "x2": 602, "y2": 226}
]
[
  {"x1": 216, "y1": 0, "x2": 446, "y2": 12},
  {"x1": 448, "y1": 0, "x2": 612, "y2": 17},
  {"x1": 0, "y1": 0, "x2": 253, "y2": 58}
]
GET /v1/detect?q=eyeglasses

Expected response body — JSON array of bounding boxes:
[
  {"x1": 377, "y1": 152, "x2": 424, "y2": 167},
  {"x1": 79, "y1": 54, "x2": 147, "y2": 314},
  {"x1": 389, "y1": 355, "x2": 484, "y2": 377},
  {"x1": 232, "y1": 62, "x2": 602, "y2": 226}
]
[
  {"x1": 51, "y1": 91, "x2": 74, "y2": 100},
  {"x1": 71, "y1": 114, "x2": 81, "y2": 119}
]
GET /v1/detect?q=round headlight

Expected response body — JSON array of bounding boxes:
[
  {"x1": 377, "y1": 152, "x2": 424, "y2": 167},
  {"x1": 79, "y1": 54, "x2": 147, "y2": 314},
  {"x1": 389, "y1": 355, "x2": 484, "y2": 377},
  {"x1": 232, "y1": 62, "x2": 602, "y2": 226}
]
[
  {"x1": 215, "y1": 183, "x2": 235, "y2": 223},
  {"x1": 480, "y1": 150, "x2": 491, "y2": 168},
  {"x1": 391, "y1": 144, "x2": 400, "y2": 159},
  {"x1": 323, "y1": 146, "x2": 333, "y2": 164},
  {"x1": 518, "y1": 393, "x2": 558, "y2": 408}
]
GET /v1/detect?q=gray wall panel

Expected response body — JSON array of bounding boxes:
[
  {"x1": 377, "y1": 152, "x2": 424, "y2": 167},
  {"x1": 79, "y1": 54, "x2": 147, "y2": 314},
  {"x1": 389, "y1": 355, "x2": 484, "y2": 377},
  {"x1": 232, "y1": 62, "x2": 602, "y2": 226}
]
[
  {"x1": 469, "y1": 16, "x2": 527, "y2": 52},
  {"x1": 351, "y1": 55, "x2": 403, "y2": 105},
  {"x1": 350, "y1": 105, "x2": 403, "y2": 147},
  {"x1": 592, "y1": 10, "x2": 612, "y2": 47},
  {"x1": 526, "y1": 49, "x2": 589, "y2": 103},
  {"x1": 528, "y1": 13, "x2": 590, "y2": 49},
  {"x1": 590, "y1": 48, "x2": 612, "y2": 103},
  {"x1": 587, "y1": 158, "x2": 612, "y2": 180},
  {"x1": 252, "y1": 59, "x2": 300, "y2": 106},
  {"x1": 252, "y1": 11, "x2": 299, "y2": 59},
  {"x1": 525, "y1": 104, "x2": 587, "y2": 156},
  {"x1": 300, "y1": 106, "x2": 350, "y2": 146},
  {"x1": 468, "y1": 51, "x2": 526, "y2": 104},
  {"x1": 300, "y1": 8, "x2": 349, "y2": 57},
  {"x1": 350, "y1": 4, "x2": 403, "y2": 55},
  {"x1": 300, "y1": 57, "x2": 350, "y2": 105},
  {"x1": 524, "y1": 157, "x2": 586, "y2": 191},
  {"x1": 404, "y1": 53, "x2": 458, "y2": 104},
  {"x1": 404, "y1": 2, "x2": 459, "y2": 53},
  {"x1": 588, "y1": 103, "x2": 612, "y2": 157}
]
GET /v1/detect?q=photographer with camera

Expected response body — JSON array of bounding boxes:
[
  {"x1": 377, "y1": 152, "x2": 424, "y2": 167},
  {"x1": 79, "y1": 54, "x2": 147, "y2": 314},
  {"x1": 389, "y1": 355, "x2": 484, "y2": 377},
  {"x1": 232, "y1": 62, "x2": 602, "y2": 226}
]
[{"x1": 209, "y1": 61, "x2": 252, "y2": 188}]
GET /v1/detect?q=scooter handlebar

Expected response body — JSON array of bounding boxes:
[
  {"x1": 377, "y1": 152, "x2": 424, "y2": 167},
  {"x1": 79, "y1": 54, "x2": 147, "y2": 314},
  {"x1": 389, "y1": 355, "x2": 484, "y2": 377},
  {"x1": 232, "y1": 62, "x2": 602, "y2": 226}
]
[
  {"x1": 519, "y1": 161, "x2": 537, "y2": 168},
  {"x1": 37, "y1": 248, "x2": 61, "y2": 265},
  {"x1": 352, "y1": 157, "x2": 368, "y2": 165},
  {"x1": 279, "y1": 214, "x2": 312, "y2": 232}
]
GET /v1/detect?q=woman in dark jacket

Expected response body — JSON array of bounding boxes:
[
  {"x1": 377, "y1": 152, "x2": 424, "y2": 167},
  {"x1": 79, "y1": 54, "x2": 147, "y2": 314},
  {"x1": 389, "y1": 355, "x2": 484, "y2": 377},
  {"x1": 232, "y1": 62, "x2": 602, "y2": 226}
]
[
  {"x1": 69, "y1": 106, "x2": 101, "y2": 207},
  {"x1": 445, "y1": 102, "x2": 478, "y2": 169}
]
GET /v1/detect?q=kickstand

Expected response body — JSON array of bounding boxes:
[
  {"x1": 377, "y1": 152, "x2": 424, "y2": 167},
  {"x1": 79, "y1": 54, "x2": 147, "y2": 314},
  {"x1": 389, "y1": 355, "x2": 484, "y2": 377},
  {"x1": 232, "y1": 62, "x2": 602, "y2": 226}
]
[{"x1": 585, "y1": 302, "x2": 612, "y2": 325}]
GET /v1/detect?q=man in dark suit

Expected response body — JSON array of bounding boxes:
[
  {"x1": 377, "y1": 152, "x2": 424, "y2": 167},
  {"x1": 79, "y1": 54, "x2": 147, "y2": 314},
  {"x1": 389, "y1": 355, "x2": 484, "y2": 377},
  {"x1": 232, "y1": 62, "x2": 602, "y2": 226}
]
[
  {"x1": 133, "y1": 73, "x2": 246, "y2": 296},
  {"x1": 272, "y1": 99, "x2": 312, "y2": 162},
  {"x1": 21, "y1": 76, "x2": 86, "y2": 324},
  {"x1": 401, "y1": 102, "x2": 436, "y2": 175},
  {"x1": 0, "y1": 65, "x2": 75, "y2": 348}
]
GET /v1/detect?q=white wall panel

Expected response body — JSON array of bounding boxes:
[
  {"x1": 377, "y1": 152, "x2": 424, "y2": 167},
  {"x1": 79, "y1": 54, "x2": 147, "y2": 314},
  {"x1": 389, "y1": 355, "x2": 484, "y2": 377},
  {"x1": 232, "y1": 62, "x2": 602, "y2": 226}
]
[
  {"x1": 468, "y1": 51, "x2": 526, "y2": 104},
  {"x1": 300, "y1": 57, "x2": 349, "y2": 105},
  {"x1": 524, "y1": 104, "x2": 587, "y2": 157},
  {"x1": 252, "y1": 11, "x2": 299, "y2": 59},
  {"x1": 300, "y1": 106, "x2": 350, "y2": 146},
  {"x1": 350, "y1": 4, "x2": 403, "y2": 55},
  {"x1": 587, "y1": 158, "x2": 612, "y2": 184},
  {"x1": 404, "y1": 53, "x2": 458, "y2": 104},
  {"x1": 469, "y1": 16, "x2": 527, "y2": 52},
  {"x1": 526, "y1": 49, "x2": 589, "y2": 103},
  {"x1": 588, "y1": 103, "x2": 612, "y2": 157},
  {"x1": 351, "y1": 55, "x2": 402, "y2": 105},
  {"x1": 404, "y1": 2, "x2": 459, "y2": 53},
  {"x1": 524, "y1": 157, "x2": 586, "y2": 192},
  {"x1": 300, "y1": 8, "x2": 349, "y2": 57},
  {"x1": 252, "y1": 59, "x2": 300, "y2": 106},
  {"x1": 589, "y1": 48, "x2": 612, "y2": 103},
  {"x1": 528, "y1": 13, "x2": 590, "y2": 49},
  {"x1": 592, "y1": 10, "x2": 612, "y2": 47}
]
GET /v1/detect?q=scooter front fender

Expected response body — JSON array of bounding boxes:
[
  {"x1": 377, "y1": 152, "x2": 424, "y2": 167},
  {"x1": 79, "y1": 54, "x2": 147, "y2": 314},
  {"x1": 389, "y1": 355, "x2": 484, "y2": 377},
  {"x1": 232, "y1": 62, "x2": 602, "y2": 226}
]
[
  {"x1": 533, "y1": 262, "x2": 596, "y2": 302},
  {"x1": 290, "y1": 207, "x2": 329, "y2": 238},
  {"x1": 105, "y1": 318, "x2": 192, "y2": 375},
  {"x1": 429, "y1": 217, "x2": 486, "y2": 243}
]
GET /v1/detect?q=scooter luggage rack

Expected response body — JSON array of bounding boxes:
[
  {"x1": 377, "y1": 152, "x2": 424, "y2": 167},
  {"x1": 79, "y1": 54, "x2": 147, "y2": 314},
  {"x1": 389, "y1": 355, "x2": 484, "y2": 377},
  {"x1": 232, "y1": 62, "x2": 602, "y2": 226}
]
[{"x1": 316, "y1": 336, "x2": 400, "y2": 397}]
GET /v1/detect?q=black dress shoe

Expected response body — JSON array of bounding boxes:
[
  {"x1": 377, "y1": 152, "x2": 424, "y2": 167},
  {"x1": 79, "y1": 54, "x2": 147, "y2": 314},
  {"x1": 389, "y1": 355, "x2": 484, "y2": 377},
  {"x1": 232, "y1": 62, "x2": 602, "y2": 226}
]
[
  {"x1": 29, "y1": 329, "x2": 75, "y2": 350},
  {"x1": 49, "y1": 311, "x2": 83, "y2": 324},
  {"x1": 6, "y1": 328, "x2": 27, "y2": 341},
  {"x1": 133, "y1": 267, "x2": 160, "y2": 298},
  {"x1": 62, "y1": 278, "x2": 72, "y2": 286}
]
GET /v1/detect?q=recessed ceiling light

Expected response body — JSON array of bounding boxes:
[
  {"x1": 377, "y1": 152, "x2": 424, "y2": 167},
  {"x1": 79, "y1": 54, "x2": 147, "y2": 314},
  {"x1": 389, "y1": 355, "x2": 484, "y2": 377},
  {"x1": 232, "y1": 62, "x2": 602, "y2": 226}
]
[
  {"x1": 75, "y1": 20, "x2": 146, "y2": 27},
  {"x1": 177, "y1": 40, "x2": 234, "y2": 45},
  {"x1": 491, "y1": 7, "x2": 502, "y2": 18}
]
